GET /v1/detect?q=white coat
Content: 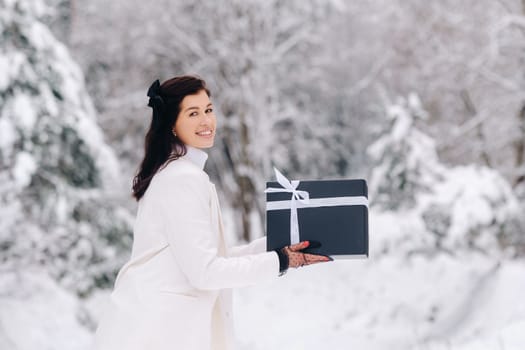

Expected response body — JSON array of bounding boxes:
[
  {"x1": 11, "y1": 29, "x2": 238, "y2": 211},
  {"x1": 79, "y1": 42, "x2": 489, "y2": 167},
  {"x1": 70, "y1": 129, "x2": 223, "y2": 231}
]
[{"x1": 93, "y1": 149, "x2": 280, "y2": 350}]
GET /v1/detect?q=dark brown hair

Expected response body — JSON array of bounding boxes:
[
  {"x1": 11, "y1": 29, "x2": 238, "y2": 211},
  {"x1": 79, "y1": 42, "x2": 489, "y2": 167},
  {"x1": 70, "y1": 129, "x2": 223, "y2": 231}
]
[{"x1": 132, "y1": 75, "x2": 210, "y2": 200}]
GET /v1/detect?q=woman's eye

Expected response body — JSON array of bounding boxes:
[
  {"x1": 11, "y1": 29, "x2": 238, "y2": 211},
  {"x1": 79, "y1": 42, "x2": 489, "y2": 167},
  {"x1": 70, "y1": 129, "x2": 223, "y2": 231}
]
[
  {"x1": 189, "y1": 111, "x2": 198, "y2": 117},
  {"x1": 205, "y1": 108, "x2": 213, "y2": 113}
]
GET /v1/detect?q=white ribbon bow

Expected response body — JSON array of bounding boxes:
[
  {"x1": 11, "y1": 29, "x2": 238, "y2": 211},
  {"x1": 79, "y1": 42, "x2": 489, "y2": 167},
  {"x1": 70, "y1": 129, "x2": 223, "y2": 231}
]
[{"x1": 264, "y1": 167, "x2": 310, "y2": 245}]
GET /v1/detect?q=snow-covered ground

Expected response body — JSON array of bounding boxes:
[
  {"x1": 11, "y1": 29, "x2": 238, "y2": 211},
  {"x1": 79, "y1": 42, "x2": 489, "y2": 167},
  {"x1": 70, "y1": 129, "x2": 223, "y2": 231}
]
[
  {"x1": 0, "y1": 270, "x2": 93, "y2": 350},
  {"x1": 2, "y1": 207, "x2": 523, "y2": 350},
  {"x1": 234, "y1": 253, "x2": 525, "y2": 350},
  {"x1": 230, "y1": 206, "x2": 524, "y2": 350}
]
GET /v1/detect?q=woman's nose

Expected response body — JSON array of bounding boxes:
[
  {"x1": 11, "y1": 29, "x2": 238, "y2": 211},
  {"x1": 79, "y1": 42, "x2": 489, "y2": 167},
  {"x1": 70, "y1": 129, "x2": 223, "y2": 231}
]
[{"x1": 200, "y1": 113, "x2": 213, "y2": 124}]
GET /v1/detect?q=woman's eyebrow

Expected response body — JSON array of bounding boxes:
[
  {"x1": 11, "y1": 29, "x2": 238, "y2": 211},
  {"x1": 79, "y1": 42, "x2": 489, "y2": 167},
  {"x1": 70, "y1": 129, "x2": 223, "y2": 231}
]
[{"x1": 183, "y1": 103, "x2": 213, "y2": 113}]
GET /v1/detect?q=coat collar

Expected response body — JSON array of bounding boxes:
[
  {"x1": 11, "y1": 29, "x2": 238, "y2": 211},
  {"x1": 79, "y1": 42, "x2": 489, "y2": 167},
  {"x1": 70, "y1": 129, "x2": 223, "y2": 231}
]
[{"x1": 181, "y1": 145, "x2": 208, "y2": 170}]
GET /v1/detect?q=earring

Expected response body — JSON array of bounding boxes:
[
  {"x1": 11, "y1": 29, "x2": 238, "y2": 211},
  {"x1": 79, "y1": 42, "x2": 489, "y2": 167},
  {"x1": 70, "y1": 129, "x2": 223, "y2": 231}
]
[{"x1": 172, "y1": 129, "x2": 177, "y2": 137}]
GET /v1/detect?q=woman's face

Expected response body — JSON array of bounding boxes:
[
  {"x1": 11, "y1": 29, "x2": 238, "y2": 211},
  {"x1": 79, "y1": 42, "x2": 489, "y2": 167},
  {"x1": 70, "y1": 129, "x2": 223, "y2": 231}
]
[{"x1": 174, "y1": 89, "x2": 216, "y2": 149}]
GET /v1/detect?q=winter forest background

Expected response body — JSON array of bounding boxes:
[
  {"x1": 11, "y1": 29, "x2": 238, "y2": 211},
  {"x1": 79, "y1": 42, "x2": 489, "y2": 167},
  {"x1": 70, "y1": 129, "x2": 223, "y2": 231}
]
[{"x1": 1, "y1": 0, "x2": 525, "y2": 349}]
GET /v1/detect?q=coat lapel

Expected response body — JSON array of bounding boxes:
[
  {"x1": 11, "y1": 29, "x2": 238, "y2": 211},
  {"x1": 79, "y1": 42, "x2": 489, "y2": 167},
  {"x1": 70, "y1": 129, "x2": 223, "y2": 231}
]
[
  {"x1": 209, "y1": 182, "x2": 235, "y2": 349},
  {"x1": 210, "y1": 183, "x2": 227, "y2": 256}
]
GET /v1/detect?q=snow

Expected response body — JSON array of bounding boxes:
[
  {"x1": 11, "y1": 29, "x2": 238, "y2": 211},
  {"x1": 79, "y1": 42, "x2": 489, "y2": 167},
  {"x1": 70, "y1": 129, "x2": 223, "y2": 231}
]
[
  {"x1": 232, "y1": 238, "x2": 525, "y2": 350},
  {"x1": 1, "y1": 189, "x2": 510, "y2": 350},
  {"x1": 0, "y1": 53, "x2": 25, "y2": 92},
  {"x1": 0, "y1": 55, "x2": 9, "y2": 90},
  {"x1": 72, "y1": 114, "x2": 121, "y2": 185},
  {"x1": 12, "y1": 93, "x2": 38, "y2": 130},
  {"x1": 9, "y1": 244, "x2": 518, "y2": 350},
  {"x1": 0, "y1": 2, "x2": 524, "y2": 349},
  {"x1": 368, "y1": 94, "x2": 518, "y2": 256},
  {"x1": 414, "y1": 165, "x2": 520, "y2": 254},
  {"x1": 0, "y1": 270, "x2": 93, "y2": 350},
  {"x1": 0, "y1": 116, "x2": 17, "y2": 152},
  {"x1": 12, "y1": 151, "x2": 37, "y2": 188},
  {"x1": 2, "y1": 0, "x2": 48, "y2": 18},
  {"x1": 0, "y1": 0, "x2": 132, "y2": 310}
]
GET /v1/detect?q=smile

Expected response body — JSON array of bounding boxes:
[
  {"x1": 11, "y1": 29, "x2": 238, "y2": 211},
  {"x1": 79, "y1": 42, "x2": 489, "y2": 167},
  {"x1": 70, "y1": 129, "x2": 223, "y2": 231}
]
[{"x1": 196, "y1": 130, "x2": 213, "y2": 137}]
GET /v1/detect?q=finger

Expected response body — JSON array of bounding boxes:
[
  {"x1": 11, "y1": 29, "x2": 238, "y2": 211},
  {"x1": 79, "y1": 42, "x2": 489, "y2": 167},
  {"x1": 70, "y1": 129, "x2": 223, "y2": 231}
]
[
  {"x1": 304, "y1": 253, "x2": 333, "y2": 264},
  {"x1": 287, "y1": 251, "x2": 308, "y2": 268},
  {"x1": 289, "y1": 240, "x2": 310, "y2": 252}
]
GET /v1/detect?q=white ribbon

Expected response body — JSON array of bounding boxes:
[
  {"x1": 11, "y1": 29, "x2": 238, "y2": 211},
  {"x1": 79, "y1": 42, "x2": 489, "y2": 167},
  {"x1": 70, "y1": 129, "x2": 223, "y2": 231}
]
[
  {"x1": 264, "y1": 167, "x2": 310, "y2": 245},
  {"x1": 267, "y1": 196, "x2": 369, "y2": 211}
]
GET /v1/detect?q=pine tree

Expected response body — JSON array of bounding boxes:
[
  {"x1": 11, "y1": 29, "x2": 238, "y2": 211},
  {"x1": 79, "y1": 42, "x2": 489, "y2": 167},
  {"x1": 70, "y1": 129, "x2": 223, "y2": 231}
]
[
  {"x1": 368, "y1": 94, "x2": 520, "y2": 255},
  {"x1": 0, "y1": 0, "x2": 131, "y2": 296},
  {"x1": 367, "y1": 93, "x2": 445, "y2": 211}
]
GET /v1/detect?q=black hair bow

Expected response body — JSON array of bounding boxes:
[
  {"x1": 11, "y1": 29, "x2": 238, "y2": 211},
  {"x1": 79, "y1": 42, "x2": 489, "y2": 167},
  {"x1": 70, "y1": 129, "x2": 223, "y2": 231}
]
[
  {"x1": 147, "y1": 79, "x2": 165, "y2": 128},
  {"x1": 147, "y1": 79, "x2": 164, "y2": 110}
]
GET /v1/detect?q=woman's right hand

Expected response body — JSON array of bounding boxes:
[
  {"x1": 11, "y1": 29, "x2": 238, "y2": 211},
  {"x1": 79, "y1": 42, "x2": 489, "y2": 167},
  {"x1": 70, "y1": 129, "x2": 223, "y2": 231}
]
[
  {"x1": 275, "y1": 240, "x2": 333, "y2": 275},
  {"x1": 282, "y1": 240, "x2": 333, "y2": 268}
]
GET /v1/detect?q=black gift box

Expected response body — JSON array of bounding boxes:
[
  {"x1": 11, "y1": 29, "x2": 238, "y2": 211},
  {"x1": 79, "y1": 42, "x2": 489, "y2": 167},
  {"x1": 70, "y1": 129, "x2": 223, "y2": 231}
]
[{"x1": 265, "y1": 177, "x2": 369, "y2": 258}]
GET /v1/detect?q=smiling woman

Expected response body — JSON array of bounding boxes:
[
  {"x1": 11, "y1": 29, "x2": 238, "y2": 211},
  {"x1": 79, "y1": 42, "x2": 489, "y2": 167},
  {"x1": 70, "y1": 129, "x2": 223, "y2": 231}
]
[
  {"x1": 173, "y1": 89, "x2": 216, "y2": 149},
  {"x1": 92, "y1": 75, "x2": 332, "y2": 350}
]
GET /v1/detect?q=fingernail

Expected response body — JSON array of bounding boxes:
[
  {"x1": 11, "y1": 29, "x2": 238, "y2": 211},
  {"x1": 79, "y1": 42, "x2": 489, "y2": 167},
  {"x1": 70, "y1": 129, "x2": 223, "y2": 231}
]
[{"x1": 303, "y1": 241, "x2": 310, "y2": 247}]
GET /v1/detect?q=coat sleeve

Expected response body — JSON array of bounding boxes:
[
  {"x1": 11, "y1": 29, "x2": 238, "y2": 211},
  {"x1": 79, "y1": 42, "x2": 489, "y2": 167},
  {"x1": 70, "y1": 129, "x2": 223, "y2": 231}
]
[
  {"x1": 227, "y1": 236, "x2": 267, "y2": 257},
  {"x1": 155, "y1": 171, "x2": 280, "y2": 290}
]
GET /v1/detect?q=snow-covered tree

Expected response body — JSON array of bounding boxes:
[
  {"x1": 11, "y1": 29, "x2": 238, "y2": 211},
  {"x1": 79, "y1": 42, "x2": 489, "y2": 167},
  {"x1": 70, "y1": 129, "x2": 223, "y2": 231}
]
[
  {"x1": 365, "y1": 0, "x2": 525, "y2": 186},
  {"x1": 368, "y1": 93, "x2": 444, "y2": 210},
  {"x1": 58, "y1": 0, "x2": 525, "y2": 245},
  {"x1": 369, "y1": 94, "x2": 520, "y2": 255},
  {"x1": 175, "y1": 1, "x2": 341, "y2": 240},
  {"x1": 0, "y1": 0, "x2": 131, "y2": 296},
  {"x1": 418, "y1": 165, "x2": 520, "y2": 255},
  {"x1": 67, "y1": 0, "x2": 346, "y2": 241}
]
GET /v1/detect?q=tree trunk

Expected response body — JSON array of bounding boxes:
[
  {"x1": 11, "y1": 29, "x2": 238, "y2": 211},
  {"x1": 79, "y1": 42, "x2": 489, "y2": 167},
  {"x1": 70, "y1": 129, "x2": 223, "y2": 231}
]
[
  {"x1": 460, "y1": 89, "x2": 492, "y2": 167},
  {"x1": 517, "y1": 0, "x2": 525, "y2": 187},
  {"x1": 236, "y1": 112, "x2": 256, "y2": 242},
  {"x1": 514, "y1": 104, "x2": 525, "y2": 187}
]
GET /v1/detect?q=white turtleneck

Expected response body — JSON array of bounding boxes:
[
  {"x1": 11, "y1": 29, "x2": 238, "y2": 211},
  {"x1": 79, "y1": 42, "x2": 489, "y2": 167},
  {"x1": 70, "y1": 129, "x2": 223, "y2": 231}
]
[{"x1": 182, "y1": 145, "x2": 208, "y2": 170}]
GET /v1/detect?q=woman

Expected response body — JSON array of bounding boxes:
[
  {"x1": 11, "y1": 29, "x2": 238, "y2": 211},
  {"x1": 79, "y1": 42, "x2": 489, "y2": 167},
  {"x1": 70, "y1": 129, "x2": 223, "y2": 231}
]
[{"x1": 93, "y1": 75, "x2": 332, "y2": 350}]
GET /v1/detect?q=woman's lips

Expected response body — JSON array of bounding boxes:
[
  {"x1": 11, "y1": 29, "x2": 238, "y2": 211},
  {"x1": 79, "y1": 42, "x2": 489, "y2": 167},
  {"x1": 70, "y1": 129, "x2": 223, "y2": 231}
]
[{"x1": 196, "y1": 130, "x2": 213, "y2": 138}]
